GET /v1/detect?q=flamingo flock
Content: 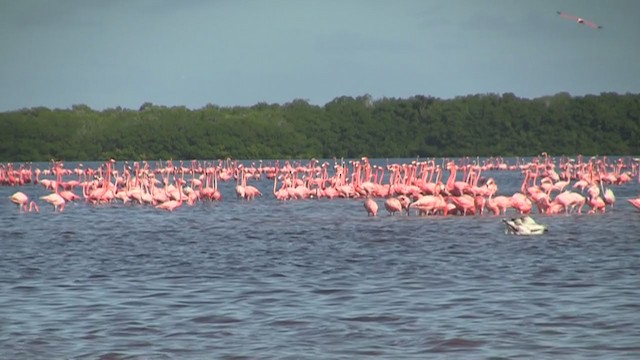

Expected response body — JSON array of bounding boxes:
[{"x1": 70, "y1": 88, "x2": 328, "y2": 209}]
[{"x1": 3, "y1": 155, "x2": 640, "y2": 216}]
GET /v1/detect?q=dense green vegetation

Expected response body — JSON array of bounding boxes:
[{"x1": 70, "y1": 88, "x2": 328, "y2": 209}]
[{"x1": 1, "y1": 92, "x2": 638, "y2": 161}]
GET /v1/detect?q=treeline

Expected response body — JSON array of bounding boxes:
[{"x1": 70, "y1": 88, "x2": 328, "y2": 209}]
[{"x1": 0, "y1": 92, "x2": 638, "y2": 161}]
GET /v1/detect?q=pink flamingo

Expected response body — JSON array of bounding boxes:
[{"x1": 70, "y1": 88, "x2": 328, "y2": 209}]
[
  {"x1": 485, "y1": 194, "x2": 512, "y2": 216},
  {"x1": 199, "y1": 169, "x2": 214, "y2": 200},
  {"x1": 397, "y1": 195, "x2": 412, "y2": 213},
  {"x1": 40, "y1": 192, "x2": 66, "y2": 212},
  {"x1": 445, "y1": 161, "x2": 470, "y2": 196},
  {"x1": 603, "y1": 188, "x2": 616, "y2": 209},
  {"x1": 28, "y1": 201, "x2": 39, "y2": 213},
  {"x1": 364, "y1": 197, "x2": 379, "y2": 217},
  {"x1": 553, "y1": 191, "x2": 586, "y2": 214},
  {"x1": 409, "y1": 194, "x2": 448, "y2": 216},
  {"x1": 617, "y1": 172, "x2": 632, "y2": 184},
  {"x1": 10, "y1": 191, "x2": 29, "y2": 211},
  {"x1": 59, "y1": 189, "x2": 81, "y2": 202},
  {"x1": 449, "y1": 194, "x2": 477, "y2": 216},
  {"x1": 273, "y1": 175, "x2": 289, "y2": 201},
  {"x1": 549, "y1": 178, "x2": 570, "y2": 195},
  {"x1": 628, "y1": 197, "x2": 640, "y2": 211},
  {"x1": 530, "y1": 191, "x2": 551, "y2": 214},
  {"x1": 210, "y1": 167, "x2": 222, "y2": 201},
  {"x1": 235, "y1": 166, "x2": 246, "y2": 199},
  {"x1": 510, "y1": 193, "x2": 533, "y2": 214},
  {"x1": 384, "y1": 197, "x2": 403, "y2": 216},
  {"x1": 242, "y1": 169, "x2": 263, "y2": 200},
  {"x1": 184, "y1": 186, "x2": 198, "y2": 206},
  {"x1": 419, "y1": 165, "x2": 442, "y2": 195},
  {"x1": 572, "y1": 178, "x2": 590, "y2": 192},
  {"x1": 587, "y1": 194, "x2": 606, "y2": 214},
  {"x1": 40, "y1": 165, "x2": 66, "y2": 212},
  {"x1": 151, "y1": 176, "x2": 170, "y2": 204},
  {"x1": 155, "y1": 184, "x2": 184, "y2": 211}
]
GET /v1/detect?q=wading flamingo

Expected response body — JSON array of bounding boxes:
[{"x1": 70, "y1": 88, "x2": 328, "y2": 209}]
[
  {"x1": 449, "y1": 194, "x2": 477, "y2": 216},
  {"x1": 384, "y1": 197, "x2": 403, "y2": 216},
  {"x1": 603, "y1": 188, "x2": 616, "y2": 209},
  {"x1": 155, "y1": 186, "x2": 184, "y2": 211},
  {"x1": 410, "y1": 194, "x2": 448, "y2": 216},
  {"x1": 364, "y1": 197, "x2": 379, "y2": 217},
  {"x1": 29, "y1": 201, "x2": 39, "y2": 213},
  {"x1": 10, "y1": 191, "x2": 29, "y2": 211},
  {"x1": 485, "y1": 194, "x2": 513, "y2": 216},
  {"x1": 553, "y1": 191, "x2": 586, "y2": 214},
  {"x1": 40, "y1": 166, "x2": 66, "y2": 212},
  {"x1": 587, "y1": 194, "x2": 606, "y2": 214}
]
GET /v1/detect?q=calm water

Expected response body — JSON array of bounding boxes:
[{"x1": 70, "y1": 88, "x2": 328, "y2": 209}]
[{"x1": 1, "y1": 159, "x2": 640, "y2": 359}]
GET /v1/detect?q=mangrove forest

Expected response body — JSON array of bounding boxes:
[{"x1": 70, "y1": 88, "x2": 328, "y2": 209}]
[{"x1": 0, "y1": 92, "x2": 638, "y2": 162}]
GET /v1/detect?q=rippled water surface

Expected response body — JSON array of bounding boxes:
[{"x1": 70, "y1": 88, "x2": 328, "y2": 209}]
[{"x1": 1, "y1": 159, "x2": 640, "y2": 359}]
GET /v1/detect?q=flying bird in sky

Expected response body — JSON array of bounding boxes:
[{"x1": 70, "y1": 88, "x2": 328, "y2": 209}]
[{"x1": 557, "y1": 11, "x2": 602, "y2": 29}]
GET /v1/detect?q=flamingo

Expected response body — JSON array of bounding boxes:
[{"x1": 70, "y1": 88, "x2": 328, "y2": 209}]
[
  {"x1": 28, "y1": 201, "x2": 39, "y2": 213},
  {"x1": 155, "y1": 186, "x2": 184, "y2": 211},
  {"x1": 510, "y1": 193, "x2": 532, "y2": 214},
  {"x1": 184, "y1": 186, "x2": 198, "y2": 206},
  {"x1": 243, "y1": 172, "x2": 263, "y2": 200},
  {"x1": 628, "y1": 197, "x2": 640, "y2": 211},
  {"x1": 553, "y1": 191, "x2": 586, "y2": 214},
  {"x1": 410, "y1": 194, "x2": 448, "y2": 216},
  {"x1": 485, "y1": 194, "x2": 512, "y2": 216},
  {"x1": 364, "y1": 197, "x2": 378, "y2": 217},
  {"x1": 40, "y1": 166, "x2": 66, "y2": 212},
  {"x1": 40, "y1": 192, "x2": 66, "y2": 212},
  {"x1": 603, "y1": 188, "x2": 616, "y2": 209},
  {"x1": 397, "y1": 195, "x2": 412, "y2": 214},
  {"x1": 384, "y1": 197, "x2": 403, "y2": 216},
  {"x1": 449, "y1": 194, "x2": 477, "y2": 216},
  {"x1": 210, "y1": 167, "x2": 223, "y2": 201},
  {"x1": 445, "y1": 161, "x2": 470, "y2": 196},
  {"x1": 549, "y1": 179, "x2": 570, "y2": 195},
  {"x1": 273, "y1": 175, "x2": 289, "y2": 201},
  {"x1": 235, "y1": 167, "x2": 246, "y2": 199},
  {"x1": 59, "y1": 189, "x2": 81, "y2": 202},
  {"x1": 10, "y1": 191, "x2": 29, "y2": 211},
  {"x1": 587, "y1": 194, "x2": 606, "y2": 214}
]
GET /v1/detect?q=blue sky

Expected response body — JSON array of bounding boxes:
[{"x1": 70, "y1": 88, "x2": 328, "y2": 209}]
[{"x1": 1, "y1": 0, "x2": 638, "y2": 111}]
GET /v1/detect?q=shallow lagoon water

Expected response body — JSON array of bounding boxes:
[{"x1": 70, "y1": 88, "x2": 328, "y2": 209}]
[{"x1": 1, "y1": 159, "x2": 639, "y2": 359}]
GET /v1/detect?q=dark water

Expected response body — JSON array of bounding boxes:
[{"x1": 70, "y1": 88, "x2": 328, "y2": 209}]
[{"x1": 1, "y1": 159, "x2": 640, "y2": 359}]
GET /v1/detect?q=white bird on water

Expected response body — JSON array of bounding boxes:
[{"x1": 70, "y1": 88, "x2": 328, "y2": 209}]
[{"x1": 503, "y1": 216, "x2": 548, "y2": 236}]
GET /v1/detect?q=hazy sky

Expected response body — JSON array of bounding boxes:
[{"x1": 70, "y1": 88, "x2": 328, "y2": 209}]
[{"x1": 1, "y1": 0, "x2": 638, "y2": 111}]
